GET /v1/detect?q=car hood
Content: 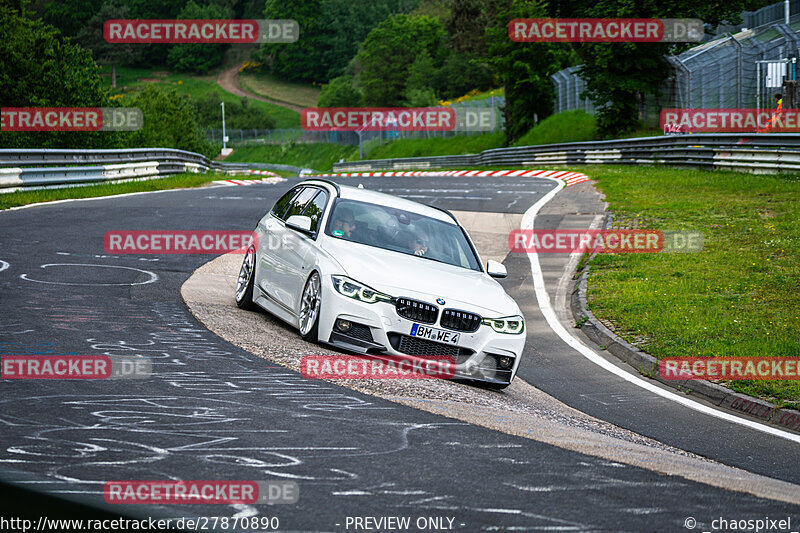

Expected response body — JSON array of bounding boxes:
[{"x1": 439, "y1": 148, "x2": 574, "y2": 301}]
[{"x1": 322, "y1": 237, "x2": 520, "y2": 317}]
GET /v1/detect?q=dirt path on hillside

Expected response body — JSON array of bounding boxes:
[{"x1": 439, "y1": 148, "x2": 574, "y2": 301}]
[{"x1": 216, "y1": 64, "x2": 304, "y2": 112}]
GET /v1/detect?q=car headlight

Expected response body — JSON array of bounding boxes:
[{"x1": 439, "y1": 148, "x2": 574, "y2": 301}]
[
  {"x1": 482, "y1": 315, "x2": 525, "y2": 334},
  {"x1": 331, "y1": 275, "x2": 393, "y2": 304}
]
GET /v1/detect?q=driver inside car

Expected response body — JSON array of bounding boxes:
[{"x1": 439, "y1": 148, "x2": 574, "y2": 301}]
[
  {"x1": 409, "y1": 230, "x2": 429, "y2": 256},
  {"x1": 331, "y1": 208, "x2": 357, "y2": 239}
]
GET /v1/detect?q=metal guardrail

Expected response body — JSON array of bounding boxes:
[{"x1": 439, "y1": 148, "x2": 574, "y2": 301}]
[
  {"x1": 0, "y1": 148, "x2": 316, "y2": 191},
  {"x1": 333, "y1": 133, "x2": 800, "y2": 174},
  {"x1": 0, "y1": 148, "x2": 210, "y2": 168}
]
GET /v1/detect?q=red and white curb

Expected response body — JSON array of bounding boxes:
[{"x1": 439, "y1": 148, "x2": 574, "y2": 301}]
[
  {"x1": 249, "y1": 170, "x2": 282, "y2": 177},
  {"x1": 213, "y1": 176, "x2": 286, "y2": 186},
  {"x1": 305, "y1": 169, "x2": 590, "y2": 187}
]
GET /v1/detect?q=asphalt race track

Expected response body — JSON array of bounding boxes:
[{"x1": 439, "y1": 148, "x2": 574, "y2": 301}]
[{"x1": 1, "y1": 175, "x2": 799, "y2": 532}]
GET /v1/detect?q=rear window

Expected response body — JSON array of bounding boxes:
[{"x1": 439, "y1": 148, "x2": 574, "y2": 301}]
[
  {"x1": 271, "y1": 187, "x2": 301, "y2": 220},
  {"x1": 284, "y1": 188, "x2": 319, "y2": 220}
]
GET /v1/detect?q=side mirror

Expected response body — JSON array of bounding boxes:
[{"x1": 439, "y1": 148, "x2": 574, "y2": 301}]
[
  {"x1": 486, "y1": 260, "x2": 507, "y2": 279},
  {"x1": 285, "y1": 215, "x2": 313, "y2": 235}
]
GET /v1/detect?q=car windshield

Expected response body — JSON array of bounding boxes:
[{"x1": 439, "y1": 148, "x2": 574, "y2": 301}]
[{"x1": 325, "y1": 198, "x2": 481, "y2": 271}]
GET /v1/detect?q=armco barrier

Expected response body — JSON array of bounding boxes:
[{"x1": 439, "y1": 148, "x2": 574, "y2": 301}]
[
  {"x1": 0, "y1": 148, "x2": 316, "y2": 190},
  {"x1": 4, "y1": 134, "x2": 800, "y2": 190},
  {"x1": 332, "y1": 133, "x2": 800, "y2": 174}
]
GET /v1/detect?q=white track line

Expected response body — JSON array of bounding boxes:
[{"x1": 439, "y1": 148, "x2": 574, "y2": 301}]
[{"x1": 523, "y1": 177, "x2": 800, "y2": 444}]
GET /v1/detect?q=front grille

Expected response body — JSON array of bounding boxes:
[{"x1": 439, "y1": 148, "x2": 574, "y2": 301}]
[
  {"x1": 345, "y1": 323, "x2": 374, "y2": 342},
  {"x1": 395, "y1": 298, "x2": 438, "y2": 324},
  {"x1": 395, "y1": 334, "x2": 460, "y2": 358},
  {"x1": 441, "y1": 309, "x2": 482, "y2": 332}
]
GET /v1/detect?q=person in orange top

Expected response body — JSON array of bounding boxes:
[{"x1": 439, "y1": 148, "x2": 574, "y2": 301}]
[{"x1": 758, "y1": 93, "x2": 783, "y2": 133}]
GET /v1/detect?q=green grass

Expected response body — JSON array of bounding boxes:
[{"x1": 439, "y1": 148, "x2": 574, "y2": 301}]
[
  {"x1": 366, "y1": 133, "x2": 506, "y2": 159},
  {"x1": 0, "y1": 173, "x2": 222, "y2": 210},
  {"x1": 514, "y1": 110, "x2": 598, "y2": 146},
  {"x1": 239, "y1": 73, "x2": 320, "y2": 108},
  {"x1": 223, "y1": 133, "x2": 507, "y2": 171},
  {"x1": 224, "y1": 144, "x2": 359, "y2": 172},
  {"x1": 101, "y1": 66, "x2": 301, "y2": 129},
  {"x1": 576, "y1": 165, "x2": 800, "y2": 408},
  {"x1": 439, "y1": 88, "x2": 504, "y2": 105}
]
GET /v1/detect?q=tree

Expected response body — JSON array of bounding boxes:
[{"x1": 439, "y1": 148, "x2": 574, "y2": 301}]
[
  {"x1": 0, "y1": 6, "x2": 116, "y2": 148},
  {"x1": 259, "y1": 0, "x2": 325, "y2": 82},
  {"x1": 547, "y1": 0, "x2": 771, "y2": 135},
  {"x1": 260, "y1": 0, "x2": 423, "y2": 83},
  {"x1": 318, "y1": 76, "x2": 364, "y2": 106},
  {"x1": 76, "y1": 0, "x2": 141, "y2": 88},
  {"x1": 123, "y1": 0, "x2": 188, "y2": 67},
  {"x1": 356, "y1": 14, "x2": 447, "y2": 106},
  {"x1": 403, "y1": 49, "x2": 438, "y2": 105},
  {"x1": 167, "y1": 1, "x2": 230, "y2": 74},
  {"x1": 36, "y1": 0, "x2": 104, "y2": 38},
  {"x1": 126, "y1": 85, "x2": 213, "y2": 155},
  {"x1": 484, "y1": 0, "x2": 568, "y2": 142},
  {"x1": 433, "y1": 53, "x2": 493, "y2": 99},
  {"x1": 447, "y1": 0, "x2": 490, "y2": 56}
]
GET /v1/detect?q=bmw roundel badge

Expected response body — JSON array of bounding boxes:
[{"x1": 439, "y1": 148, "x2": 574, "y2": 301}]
[{"x1": 436, "y1": 298, "x2": 446, "y2": 305}]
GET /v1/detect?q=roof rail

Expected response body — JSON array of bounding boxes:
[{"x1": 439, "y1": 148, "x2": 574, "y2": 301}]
[
  {"x1": 304, "y1": 178, "x2": 341, "y2": 196},
  {"x1": 426, "y1": 204, "x2": 459, "y2": 224}
]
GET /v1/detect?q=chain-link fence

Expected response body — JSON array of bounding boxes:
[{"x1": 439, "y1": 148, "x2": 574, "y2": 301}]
[
  {"x1": 206, "y1": 98, "x2": 505, "y2": 146},
  {"x1": 552, "y1": 2, "x2": 800, "y2": 126}
]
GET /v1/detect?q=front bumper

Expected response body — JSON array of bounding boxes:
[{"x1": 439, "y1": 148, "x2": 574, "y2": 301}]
[{"x1": 318, "y1": 282, "x2": 525, "y2": 385}]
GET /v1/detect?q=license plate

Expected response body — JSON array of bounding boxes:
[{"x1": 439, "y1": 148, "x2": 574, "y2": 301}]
[{"x1": 410, "y1": 323, "x2": 460, "y2": 345}]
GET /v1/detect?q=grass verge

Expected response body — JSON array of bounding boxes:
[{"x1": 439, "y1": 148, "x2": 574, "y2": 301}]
[
  {"x1": 366, "y1": 133, "x2": 506, "y2": 159},
  {"x1": 101, "y1": 66, "x2": 300, "y2": 129},
  {"x1": 574, "y1": 165, "x2": 800, "y2": 408},
  {"x1": 223, "y1": 134, "x2": 506, "y2": 171},
  {"x1": 224, "y1": 144, "x2": 358, "y2": 172},
  {"x1": 514, "y1": 110, "x2": 597, "y2": 146},
  {"x1": 0, "y1": 173, "x2": 224, "y2": 210},
  {"x1": 239, "y1": 73, "x2": 320, "y2": 108}
]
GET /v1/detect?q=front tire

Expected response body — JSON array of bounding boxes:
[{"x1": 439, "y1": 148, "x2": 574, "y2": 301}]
[
  {"x1": 299, "y1": 271, "x2": 322, "y2": 343},
  {"x1": 235, "y1": 246, "x2": 257, "y2": 310}
]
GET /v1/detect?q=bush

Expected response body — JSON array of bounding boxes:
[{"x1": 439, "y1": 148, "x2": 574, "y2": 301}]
[
  {"x1": 125, "y1": 85, "x2": 214, "y2": 156},
  {"x1": 317, "y1": 76, "x2": 363, "y2": 107},
  {"x1": 433, "y1": 54, "x2": 493, "y2": 100},
  {"x1": 192, "y1": 92, "x2": 276, "y2": 130}
]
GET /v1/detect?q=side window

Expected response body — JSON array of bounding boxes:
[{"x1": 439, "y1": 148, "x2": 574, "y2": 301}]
[
  {"x1": 302, "y1": 190, "x2": 329, "y2": 232},
  {"x1": 271, "y1": 187, "x2": 301, "y2": 220},
  {"x1": 284, "y1": 187, "x2": 318, "y2": 220}
]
